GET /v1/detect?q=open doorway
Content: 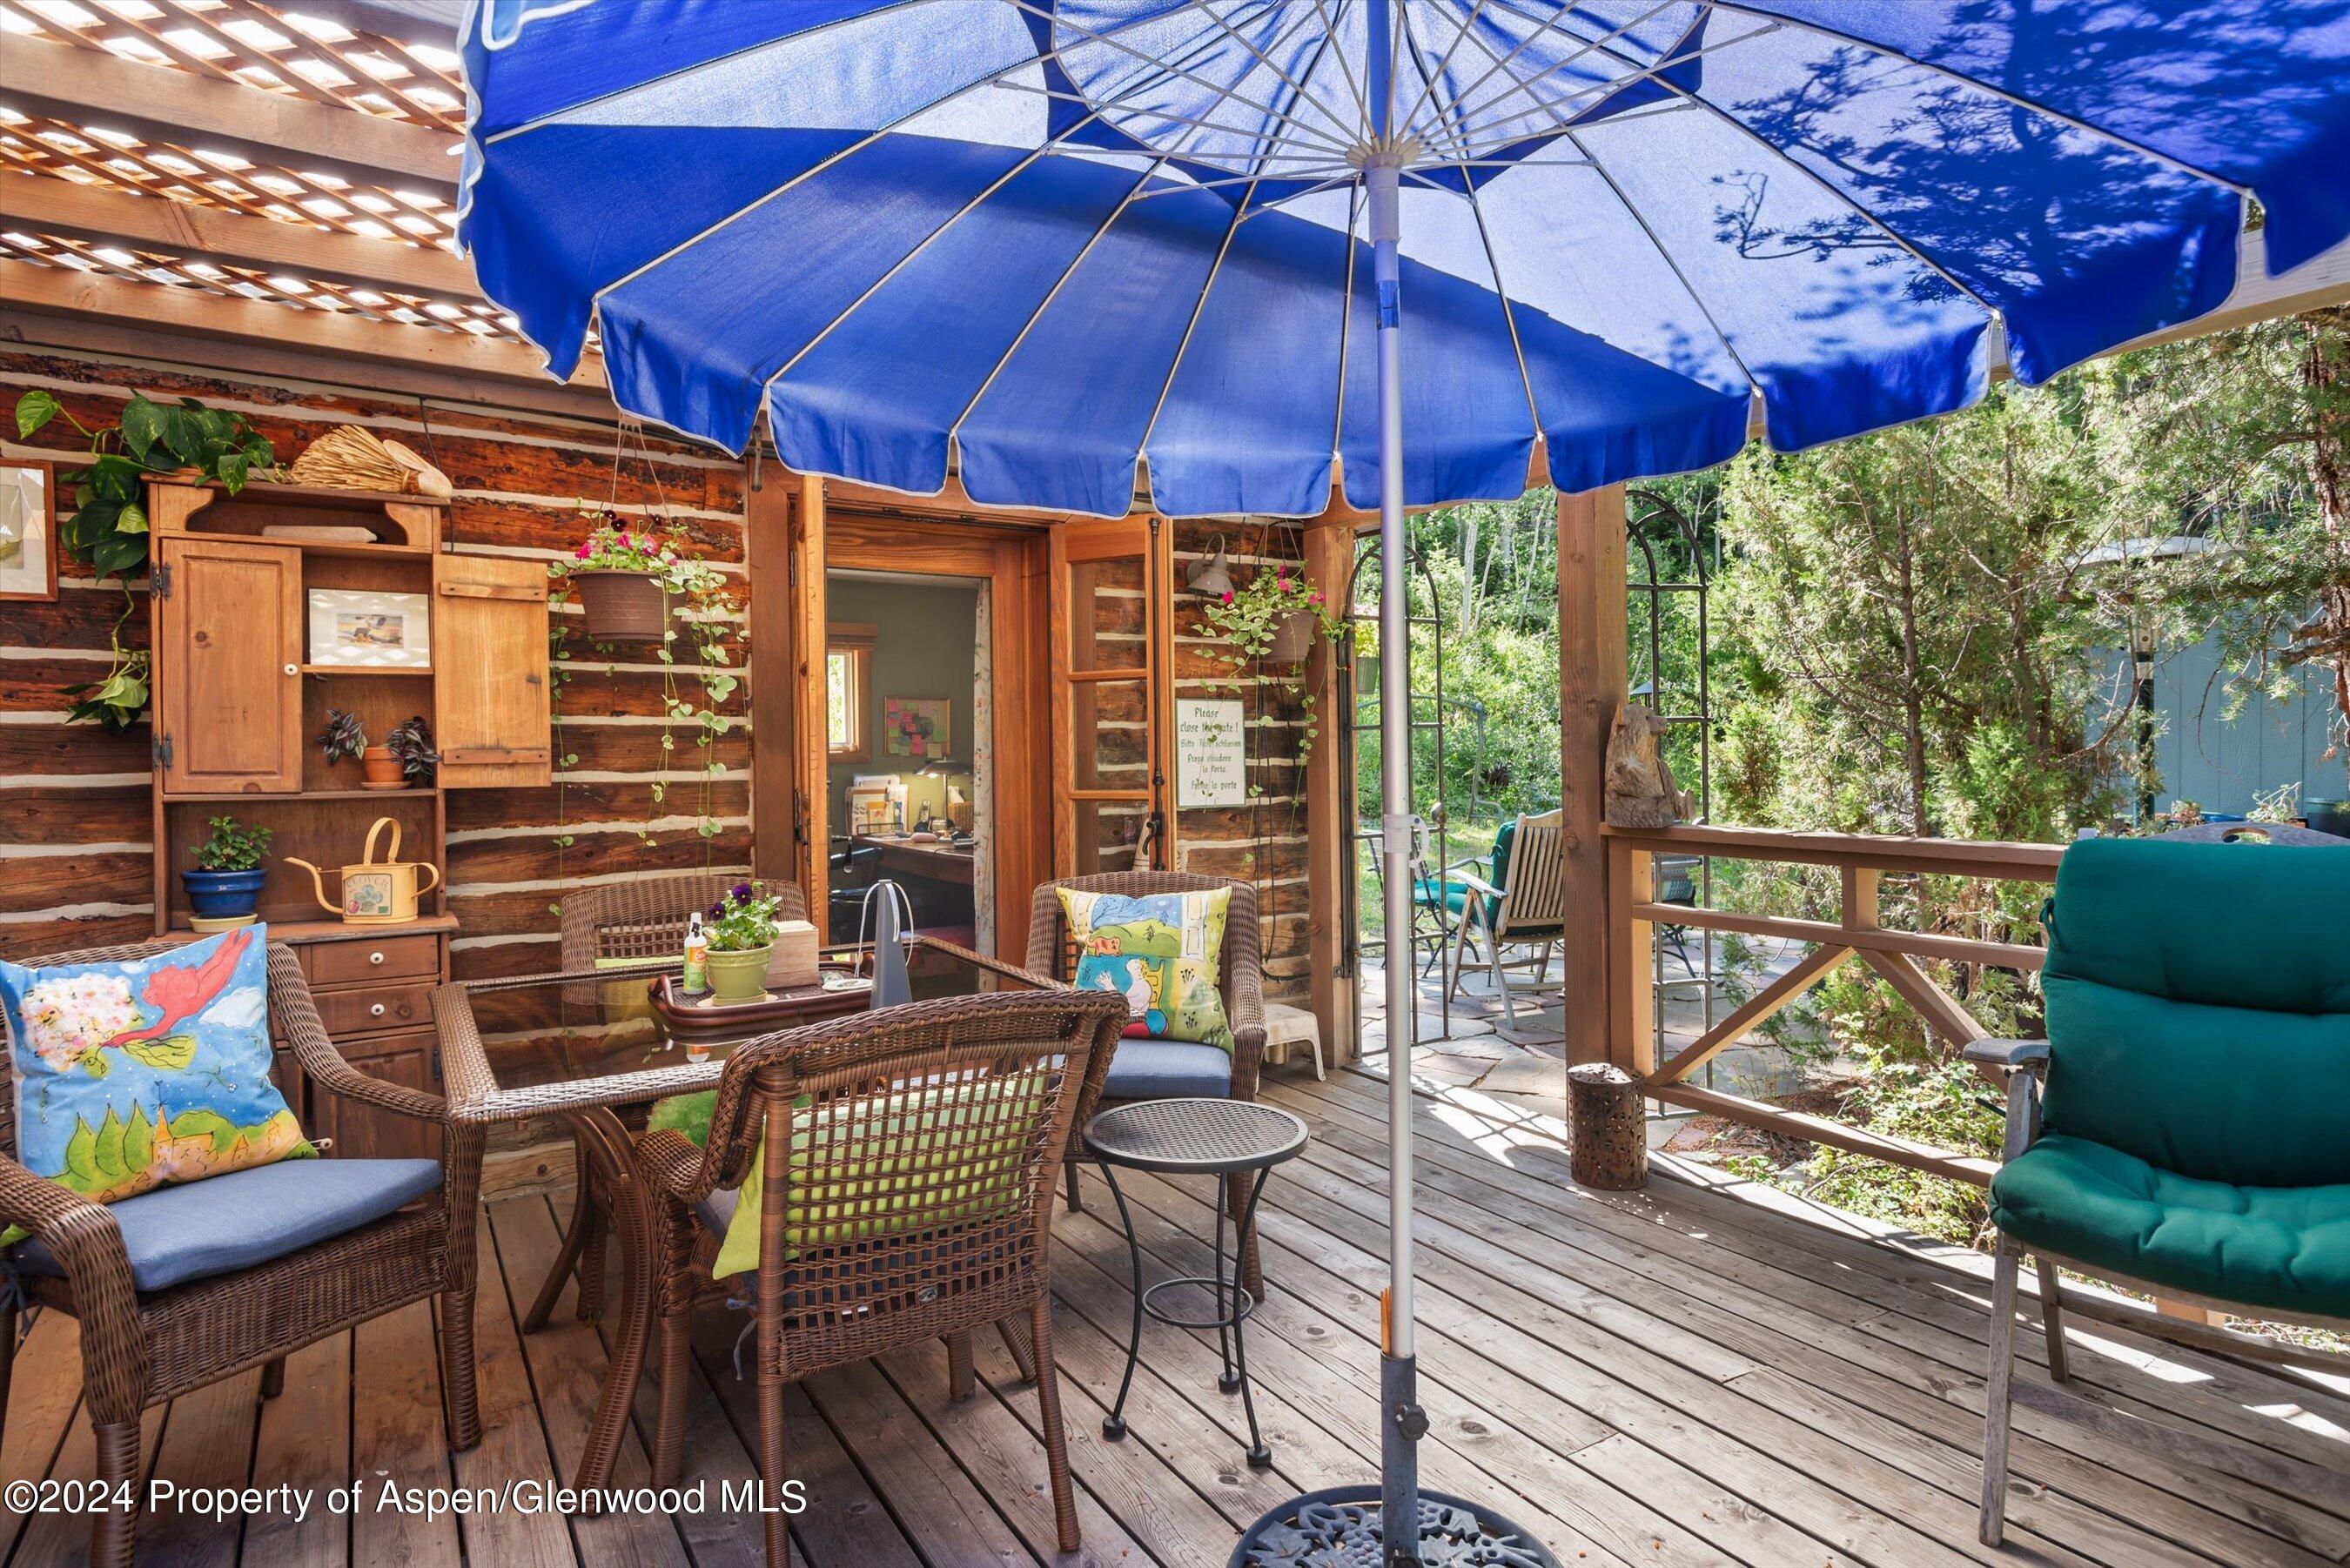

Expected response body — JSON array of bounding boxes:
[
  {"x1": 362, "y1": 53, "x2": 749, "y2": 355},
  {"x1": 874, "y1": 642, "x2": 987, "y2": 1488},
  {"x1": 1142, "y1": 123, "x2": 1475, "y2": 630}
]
[{"x1": 823, "y1": 568, "x2": 987, "y2": 955}]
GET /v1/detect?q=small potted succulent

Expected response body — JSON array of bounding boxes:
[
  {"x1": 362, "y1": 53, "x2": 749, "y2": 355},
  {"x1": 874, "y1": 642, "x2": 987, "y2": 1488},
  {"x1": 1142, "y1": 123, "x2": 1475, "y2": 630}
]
[
  {"x1": 549, "y1": 508, "x2": 724, "y2": 642},
  {"x1": 385, "y1": 714, "x2": 439, "y2": 788},
  {"x1": 702, "y1": 881, "x2": 783, "y2": 1003},
  {"x1": 184, "y1": 814, "x2": 272, "y2": 926}
]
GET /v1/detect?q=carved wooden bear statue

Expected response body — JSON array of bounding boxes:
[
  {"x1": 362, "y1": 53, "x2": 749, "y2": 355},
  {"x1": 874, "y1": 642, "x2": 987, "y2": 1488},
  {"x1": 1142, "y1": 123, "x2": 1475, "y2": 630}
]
[{"x1": 1604, "y1": 703, "x2": 1693, "y2": 828}]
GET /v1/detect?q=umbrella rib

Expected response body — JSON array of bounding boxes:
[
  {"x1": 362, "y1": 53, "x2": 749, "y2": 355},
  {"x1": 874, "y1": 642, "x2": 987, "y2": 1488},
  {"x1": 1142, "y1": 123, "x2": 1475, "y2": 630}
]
[
  {"x1": 946, "y1": 158, "x2": 1173, "y2": 441},
  {"x1": 1003, "y1": 0, "x2": 1359, "y2": 163},
  {"x1": 587, "y1": 8, "x2": 1281, "y2": 309},
  {"x1": 1440, "y1": 15, "x2": 1780, "y2": 156},
  {"x1": 1302, "y1": 0, "x2": 1375, "y2": 140},
  {"x1": 1399, "y1": 0, "x2": 1678, "y2": 157},
  {"x1": 1164, "y1": 0, "x2": 1364, "y2": 159},
  {"x1": 1707, "y1": 0, "x2": 2248, "y2": 196},
  {"x1": 1464, "y1": 175, "x2": 1545, "y2": 449},
  {"x1": 1562, "y1": 125, "x2": 1764, "y2": 410},
  {"x1": 995, "y1": 79, "x2": 1347, "y2": 160},
  {"x1": 1478, "y1": 9, "x2": 2011, "y2": 332},
  {"x1": 1328, "y1": 178, "x2": 1362, "y2": 486},
  {"x1": 1138, "y1": 182, "x2": 1257, "y2": 495},
  {"x1": 1392, "y1": 0, "x2": 1504, "y2": 152}
]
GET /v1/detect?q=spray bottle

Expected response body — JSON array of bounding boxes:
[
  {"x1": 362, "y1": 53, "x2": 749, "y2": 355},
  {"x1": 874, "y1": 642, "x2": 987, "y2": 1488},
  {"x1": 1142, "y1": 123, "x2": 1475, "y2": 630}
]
[{"x1": 682, "y1": 909, "x2": 709, "y2": 996}]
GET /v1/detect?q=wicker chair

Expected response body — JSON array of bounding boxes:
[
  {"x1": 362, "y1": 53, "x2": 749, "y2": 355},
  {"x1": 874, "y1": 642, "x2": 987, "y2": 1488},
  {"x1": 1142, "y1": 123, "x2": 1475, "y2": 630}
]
[
  {"x1": 1025, "y1": 872, "x2": 1266, "y2": 1292},
  {"x1": 0, "y1": 940, "x2": 479, "y2": 1567},
  {"x1": 634, "y1": 988, "x2": 1126, "y2": 1564},
  {"x1": 540, "y1": 873, "x2": 809, "y2": 1328}
]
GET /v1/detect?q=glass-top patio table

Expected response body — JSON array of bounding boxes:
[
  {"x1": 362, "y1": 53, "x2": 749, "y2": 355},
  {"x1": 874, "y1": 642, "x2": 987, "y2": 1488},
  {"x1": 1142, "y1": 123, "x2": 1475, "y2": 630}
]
[{"x1": 433, "y1": 933, "x2": 1056, "y2": 1503}]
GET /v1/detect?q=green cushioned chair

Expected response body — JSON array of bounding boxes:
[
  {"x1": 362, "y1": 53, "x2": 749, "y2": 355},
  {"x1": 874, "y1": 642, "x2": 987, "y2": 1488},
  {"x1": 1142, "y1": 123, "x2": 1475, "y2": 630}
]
[{"x1": 1972, "y1": 833, "x2": 2350, "y2": 1546}]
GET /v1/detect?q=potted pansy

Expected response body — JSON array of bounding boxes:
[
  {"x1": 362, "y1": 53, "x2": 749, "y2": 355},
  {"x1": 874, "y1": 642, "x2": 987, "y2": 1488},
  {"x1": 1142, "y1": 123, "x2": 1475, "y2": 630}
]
[
  {"x1": 550, "y1": 508, "x2": 724, "y2": 642},
  {"x1": 703, "y1": 881, "x2": 784, "y2": 1002}
]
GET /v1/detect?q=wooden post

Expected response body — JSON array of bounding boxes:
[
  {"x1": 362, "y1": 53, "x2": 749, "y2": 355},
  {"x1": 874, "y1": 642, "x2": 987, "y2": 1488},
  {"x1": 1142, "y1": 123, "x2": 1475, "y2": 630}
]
[
  {"x1": 1558, "y1": 485, "x2": 1628, "y2": 1067},
  {"x1": 1302, "y1": 514, "x2": 1360, "y2": 1062},
  {"x1": 746, "y1": 459, "x2": 795, "y2": 887},
  {"x1": 1605, "y1": 839, "x2": 1655, "y2": 1076},
  {"x1": 794, "y1": 474, "x2": 829, "y2": 920}
]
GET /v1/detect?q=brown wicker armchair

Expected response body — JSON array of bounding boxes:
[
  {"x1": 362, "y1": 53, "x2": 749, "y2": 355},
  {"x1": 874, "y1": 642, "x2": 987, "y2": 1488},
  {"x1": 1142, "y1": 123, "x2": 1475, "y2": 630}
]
[
  {"x1": 1025, "y1": 872, "x2": 1266, "y2": 1290},
  {"x1": 537, "y1": 873, "x2": 809, "y2": 1328},
  {"x1": 0, "y1": 940, "x2": 479, "y2": 1568},
  {"x1": 634, "y1": 988, "x2": 1126, "y2": 1564}
]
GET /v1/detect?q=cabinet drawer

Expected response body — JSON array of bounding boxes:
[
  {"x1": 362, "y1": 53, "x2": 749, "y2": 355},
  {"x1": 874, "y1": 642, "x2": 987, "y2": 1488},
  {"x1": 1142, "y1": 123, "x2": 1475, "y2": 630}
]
[
  {"x1": 305, "y1": 934, "x2": 441, "y2": 987},
  {"x1": 312, "y1": 979, "x2": 433, "y2": 1038}
]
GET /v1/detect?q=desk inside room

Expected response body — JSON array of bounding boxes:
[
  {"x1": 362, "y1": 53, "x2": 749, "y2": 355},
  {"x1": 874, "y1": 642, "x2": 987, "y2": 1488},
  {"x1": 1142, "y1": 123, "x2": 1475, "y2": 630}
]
[{"x1": 851, "y1": 832, "x2": 976, "y2": 887}]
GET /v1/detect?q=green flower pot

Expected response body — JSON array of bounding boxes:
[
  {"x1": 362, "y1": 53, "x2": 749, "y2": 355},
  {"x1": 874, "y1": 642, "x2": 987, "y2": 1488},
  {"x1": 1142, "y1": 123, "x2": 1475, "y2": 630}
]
[{"x1": 705, "y1": 945, "x2": 773, "y2": 1003}]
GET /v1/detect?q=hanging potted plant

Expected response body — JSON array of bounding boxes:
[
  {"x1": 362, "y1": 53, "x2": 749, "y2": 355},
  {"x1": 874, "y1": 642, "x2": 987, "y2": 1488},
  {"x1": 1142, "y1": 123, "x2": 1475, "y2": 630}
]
[
  {"x1": 702, "y1": 882, "x2": 783, "y2": 1002},
  {"x1": 1205, "y1": 565, "x2": 1341, "y2": 668},
  {"x1": 14, "y1": 390, "x2": 280, "y2": 729},
  {"x1": 552, "y1": 508, "x2": 721, "y2": 641},
  {"x1": 183, "y1": 814, "x2": 272, "y2": 928}
]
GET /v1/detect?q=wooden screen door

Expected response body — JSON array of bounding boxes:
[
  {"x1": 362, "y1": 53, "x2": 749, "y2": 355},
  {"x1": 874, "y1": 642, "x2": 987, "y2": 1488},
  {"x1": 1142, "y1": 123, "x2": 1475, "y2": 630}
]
[{"x1": 1051, "y1": 515, "x2": 1173, "y2": 874}]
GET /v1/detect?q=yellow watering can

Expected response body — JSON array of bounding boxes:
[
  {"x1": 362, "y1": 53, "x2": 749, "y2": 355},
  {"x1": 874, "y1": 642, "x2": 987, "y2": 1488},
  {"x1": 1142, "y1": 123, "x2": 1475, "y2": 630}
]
[{"x1": 286, "y1": 818, "x2": 441, "y2": 926}]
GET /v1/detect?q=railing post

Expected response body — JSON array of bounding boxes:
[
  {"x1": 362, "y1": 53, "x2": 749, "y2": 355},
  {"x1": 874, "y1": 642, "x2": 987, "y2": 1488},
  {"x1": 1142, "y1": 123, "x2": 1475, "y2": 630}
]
[{"x1": 1606, "y1": 839, "x2": 1655, "y2": 1075}]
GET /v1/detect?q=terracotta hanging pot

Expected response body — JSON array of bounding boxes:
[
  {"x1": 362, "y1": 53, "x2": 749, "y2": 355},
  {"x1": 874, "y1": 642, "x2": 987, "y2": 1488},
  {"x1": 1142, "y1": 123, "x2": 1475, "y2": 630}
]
[
  {"x1": 1267, "y1": 607, "x2": 1317, "y2": 665},
  {"x1": 570, "y1": 569, "x2": 672, "y2": 641}
]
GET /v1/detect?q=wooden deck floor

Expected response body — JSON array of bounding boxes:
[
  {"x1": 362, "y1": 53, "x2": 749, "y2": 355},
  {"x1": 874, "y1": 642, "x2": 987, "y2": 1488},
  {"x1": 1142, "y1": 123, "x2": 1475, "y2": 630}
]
[{"x1": 6, "y1": 1067, "x2": 2347, "y2": 1568}]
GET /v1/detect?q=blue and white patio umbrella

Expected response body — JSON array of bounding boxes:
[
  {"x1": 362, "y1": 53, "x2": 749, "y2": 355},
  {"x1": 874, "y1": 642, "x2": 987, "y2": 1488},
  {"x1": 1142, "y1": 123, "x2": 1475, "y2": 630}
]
[{"x1": 460, "y1": 3, "x2": 2350, "y2": 1559}]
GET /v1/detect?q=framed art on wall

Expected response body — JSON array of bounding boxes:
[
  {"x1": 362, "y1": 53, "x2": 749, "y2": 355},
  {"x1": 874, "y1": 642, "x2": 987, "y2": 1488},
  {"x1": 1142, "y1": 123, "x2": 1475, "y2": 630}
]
[
  {"x1": 0, "y1": 461, "x2": 56, "y2": 603},
  {"x1": 883, "y1": 697, "x2": 949, "y2": 759},
  {"x1": 307, "y1": 588, "x2": 432, "y2": 668}
]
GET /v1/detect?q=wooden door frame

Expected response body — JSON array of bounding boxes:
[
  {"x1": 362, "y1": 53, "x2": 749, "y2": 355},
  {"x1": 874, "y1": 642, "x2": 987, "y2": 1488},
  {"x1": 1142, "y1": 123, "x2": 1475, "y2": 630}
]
[
  {"x1": 1048, "y1": 513, "x2": 1177, "y2": 876},
  {"x1": 809, "y1": 496, "x2": 1051, "y2": 962}
]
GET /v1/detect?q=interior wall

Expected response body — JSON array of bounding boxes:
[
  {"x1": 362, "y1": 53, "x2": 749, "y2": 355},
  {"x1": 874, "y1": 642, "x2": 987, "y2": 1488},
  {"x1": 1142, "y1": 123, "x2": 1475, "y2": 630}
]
[{"x1": 823, "y1": 574, "x2": 980, "y2": 831}]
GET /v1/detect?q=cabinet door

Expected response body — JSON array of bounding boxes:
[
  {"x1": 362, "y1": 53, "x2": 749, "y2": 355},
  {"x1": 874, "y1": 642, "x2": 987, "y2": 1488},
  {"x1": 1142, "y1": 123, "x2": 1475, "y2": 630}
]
[
  {"x1": 154, "y1": 535, "x2": 302, "y2": 794},
  {"x1": 434, "y1": 554, "x2": 552, "y2": 788},
  {"x1": 312, "y1": 1029, "x2": 441, "y2": 1162}
]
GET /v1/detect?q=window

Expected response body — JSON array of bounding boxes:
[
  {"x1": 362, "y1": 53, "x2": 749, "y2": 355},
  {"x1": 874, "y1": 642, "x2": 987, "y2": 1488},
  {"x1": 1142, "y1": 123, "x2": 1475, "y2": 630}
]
[{"x1": 826, "y1": 624, "x2": 874, "y2": 761}]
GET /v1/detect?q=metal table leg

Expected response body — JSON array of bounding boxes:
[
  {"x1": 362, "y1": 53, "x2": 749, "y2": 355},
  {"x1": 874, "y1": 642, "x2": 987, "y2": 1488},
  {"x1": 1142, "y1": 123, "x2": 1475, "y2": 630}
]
[
  {"x1": 1101, "y1": 1160, "x2": 1143, "y2": 1441},
  {"x1": 1229, "y1": 1166, "x2": 1272, "y2": 1468}
]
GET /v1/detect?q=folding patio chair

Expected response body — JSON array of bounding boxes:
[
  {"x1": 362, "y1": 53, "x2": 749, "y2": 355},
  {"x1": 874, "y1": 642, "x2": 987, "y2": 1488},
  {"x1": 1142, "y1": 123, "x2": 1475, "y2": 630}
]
[{"x1": 1440, "y1": 809, "x2": 1567, "y2": 1020}]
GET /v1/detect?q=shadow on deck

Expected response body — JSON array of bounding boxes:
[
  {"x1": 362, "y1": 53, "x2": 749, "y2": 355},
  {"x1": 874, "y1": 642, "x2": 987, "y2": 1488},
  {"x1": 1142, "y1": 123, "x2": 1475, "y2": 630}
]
[{"x1": 5, "y1": 1068, "x2": 2344, "y2": 1567}]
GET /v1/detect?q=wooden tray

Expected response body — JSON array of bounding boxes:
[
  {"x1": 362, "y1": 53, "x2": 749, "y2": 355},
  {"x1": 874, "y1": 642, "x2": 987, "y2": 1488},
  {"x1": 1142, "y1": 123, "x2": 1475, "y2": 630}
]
[{"x1": 647, "y1": 968, "x2": 871, "y2": 1035}]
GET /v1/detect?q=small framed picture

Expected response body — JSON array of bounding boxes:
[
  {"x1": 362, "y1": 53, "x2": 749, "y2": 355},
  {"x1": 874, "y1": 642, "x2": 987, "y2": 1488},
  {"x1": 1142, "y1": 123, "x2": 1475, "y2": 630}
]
[
  {"x1": 0, "y1": 461, "x2": 56, "y2": 603},
  {"x1": 308, "y1": 588, "x2": 431, "y2": 668}
]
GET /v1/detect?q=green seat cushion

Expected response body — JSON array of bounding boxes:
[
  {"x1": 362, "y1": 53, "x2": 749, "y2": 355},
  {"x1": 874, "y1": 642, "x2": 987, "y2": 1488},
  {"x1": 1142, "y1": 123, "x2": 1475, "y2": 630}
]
[
  {"x1": 1991, "y1": 1134, "x2": 2350, "y2": 1320},
  {"x1": 2041, "y1": 839, "x2": 2350, "y2": 1189},
  {"x1": 1414, "y1": 821, "x2": 1520, "y2": 929},
  {"x1": 650, "y1": 1082, "x2": 1044, "y2": 1280}
]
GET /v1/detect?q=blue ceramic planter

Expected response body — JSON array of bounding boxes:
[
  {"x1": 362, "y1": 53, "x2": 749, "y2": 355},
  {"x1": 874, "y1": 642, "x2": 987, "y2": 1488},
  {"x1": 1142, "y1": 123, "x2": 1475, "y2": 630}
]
[
  {"x1": 182, "y1": 867, "x2": 265, "y2": 921},
  {"x1": 2306, "y1": 800, "x2": 2350, "y2": 841}
]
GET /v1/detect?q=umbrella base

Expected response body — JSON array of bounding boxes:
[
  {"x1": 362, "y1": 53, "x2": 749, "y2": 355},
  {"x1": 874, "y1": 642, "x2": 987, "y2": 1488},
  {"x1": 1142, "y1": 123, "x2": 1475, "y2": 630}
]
[{"x1": 1228, "y1": 1484, "x2": 1560, "y2": 1568}]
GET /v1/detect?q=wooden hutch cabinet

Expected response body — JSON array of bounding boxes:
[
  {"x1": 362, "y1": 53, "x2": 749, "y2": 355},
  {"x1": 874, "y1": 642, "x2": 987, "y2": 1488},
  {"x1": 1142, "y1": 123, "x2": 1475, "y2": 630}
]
[{"x1": 144, "y1": 477, "x2": 551, "y2": 1160}]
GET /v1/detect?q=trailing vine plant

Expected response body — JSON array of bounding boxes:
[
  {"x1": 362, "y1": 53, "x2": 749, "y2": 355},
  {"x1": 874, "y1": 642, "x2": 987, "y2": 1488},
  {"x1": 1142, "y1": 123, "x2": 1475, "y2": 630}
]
[
  {"x1": 13, "y1": 390, "x2": 279, "y2": 728},
  {"x1": 1201, "y1": 555, "x2": 1347, "y2": 785}
]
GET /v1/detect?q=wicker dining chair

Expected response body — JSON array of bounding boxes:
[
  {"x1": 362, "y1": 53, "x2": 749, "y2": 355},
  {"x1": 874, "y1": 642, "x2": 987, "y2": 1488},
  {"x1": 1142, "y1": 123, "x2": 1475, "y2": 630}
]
[
  {"x1": 634, "y1": 988, "x2": 1126, "y2": 1564},
  {"x1": 540, "y1": 873, "x2": 809, "y2": 1329},
  {"x1": 0, "y1": 939, "x2": 480, "y2": 1568},
  {"x1": 1026, "y1": 871, "x2": 1267, "y2": 1292}
]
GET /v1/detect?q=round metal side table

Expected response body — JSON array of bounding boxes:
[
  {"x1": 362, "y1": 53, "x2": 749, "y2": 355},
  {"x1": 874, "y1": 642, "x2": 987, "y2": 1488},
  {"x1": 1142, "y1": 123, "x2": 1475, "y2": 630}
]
[{"x1": 1082, "y1": 1096, "x2": 1309, "y2": 1470}]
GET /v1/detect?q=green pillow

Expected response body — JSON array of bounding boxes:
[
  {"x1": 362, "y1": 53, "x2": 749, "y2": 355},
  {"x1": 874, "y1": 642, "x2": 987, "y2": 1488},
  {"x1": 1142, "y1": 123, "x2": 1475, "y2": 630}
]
[
  {"x1": 654, "y1": 1075, "x2": 1047, "y2": 1279},
  {"x1": 1058, "y1": 885, "x2": 1232, "y2": 1049}
]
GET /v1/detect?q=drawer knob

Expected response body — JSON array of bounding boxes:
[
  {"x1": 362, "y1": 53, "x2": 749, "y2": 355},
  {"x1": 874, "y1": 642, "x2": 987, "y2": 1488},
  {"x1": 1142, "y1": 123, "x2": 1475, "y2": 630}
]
[
  {"x1": 369, "y1": 951, "x2": 386, "y2": 966},
  {"x1": 369, "y1": 1003, "x2": 387, "y2": 1018}
]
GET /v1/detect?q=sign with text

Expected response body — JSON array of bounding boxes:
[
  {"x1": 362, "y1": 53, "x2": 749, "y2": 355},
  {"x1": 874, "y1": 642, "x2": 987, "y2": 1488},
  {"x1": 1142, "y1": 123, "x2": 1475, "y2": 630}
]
[{"x1": 1175, "y1": 698, "x2": 1247, "y2": 808}]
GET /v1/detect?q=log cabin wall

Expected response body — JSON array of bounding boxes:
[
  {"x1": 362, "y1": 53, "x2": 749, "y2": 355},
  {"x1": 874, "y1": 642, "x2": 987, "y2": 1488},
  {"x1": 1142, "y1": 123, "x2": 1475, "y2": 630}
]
[
  {"x1": 0, "y1": 344, "x2": 752, "y2": 1186},
  {"x1": 1170, "y1": 517, "x2": 1313, "y2": 1007}
]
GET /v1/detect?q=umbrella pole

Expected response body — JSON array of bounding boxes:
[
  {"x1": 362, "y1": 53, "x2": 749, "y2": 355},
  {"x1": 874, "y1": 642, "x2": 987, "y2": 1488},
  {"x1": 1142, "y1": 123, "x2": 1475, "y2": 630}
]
[{"x1": 1367, "y1": 153, "x2": 1425, "y2": 1568}]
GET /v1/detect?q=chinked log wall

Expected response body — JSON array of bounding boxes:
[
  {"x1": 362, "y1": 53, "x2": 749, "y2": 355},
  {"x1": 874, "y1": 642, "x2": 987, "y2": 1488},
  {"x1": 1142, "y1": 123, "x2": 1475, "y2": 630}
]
[{"x1": 0, "y1": 344, "x2": 751, "y2": 1189}]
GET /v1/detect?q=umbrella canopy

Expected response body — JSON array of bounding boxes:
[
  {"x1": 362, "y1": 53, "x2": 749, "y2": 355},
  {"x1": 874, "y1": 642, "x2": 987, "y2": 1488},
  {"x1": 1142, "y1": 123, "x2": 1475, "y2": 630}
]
[{"x1": 462, "y1": 1, "x2": 2349, "y2": 520}]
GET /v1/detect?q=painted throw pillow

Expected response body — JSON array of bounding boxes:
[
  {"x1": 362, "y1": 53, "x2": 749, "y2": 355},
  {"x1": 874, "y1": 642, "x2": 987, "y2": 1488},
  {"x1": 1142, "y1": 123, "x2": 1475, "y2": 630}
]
[
  {"x1": 1058, "y1": 886, "x2": 1232, "y2": 1050},
  {"x1": 0, "y1": 927, "x2": 314, "y2": 1225}
]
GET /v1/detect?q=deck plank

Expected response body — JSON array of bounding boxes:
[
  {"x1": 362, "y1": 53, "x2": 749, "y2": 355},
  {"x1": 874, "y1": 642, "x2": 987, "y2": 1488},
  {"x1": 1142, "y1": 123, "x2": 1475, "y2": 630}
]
[
  {"x1": 8, "y1": 1070, "x2": 2341, "y2": 1568},
  {"x1": 141, "y1": 1368, "x2": 263, "y2": 1568},
  {"x1": 1270, "y1": 1075, "x2": 2334, "y2": 1567}
]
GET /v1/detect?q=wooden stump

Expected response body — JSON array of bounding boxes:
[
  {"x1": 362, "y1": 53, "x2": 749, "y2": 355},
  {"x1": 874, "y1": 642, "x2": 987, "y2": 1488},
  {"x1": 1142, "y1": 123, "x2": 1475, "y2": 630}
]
[{"x1": 1568, "y1": 1063, "x2": 1647, "y2": 1190}]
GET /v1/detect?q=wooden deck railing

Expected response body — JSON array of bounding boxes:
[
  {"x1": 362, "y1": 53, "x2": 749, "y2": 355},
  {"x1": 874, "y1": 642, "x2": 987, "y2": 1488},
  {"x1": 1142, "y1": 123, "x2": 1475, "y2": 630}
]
[{"x1": 1602, "y1": 823, "x2": 2063, "y2": 1186}]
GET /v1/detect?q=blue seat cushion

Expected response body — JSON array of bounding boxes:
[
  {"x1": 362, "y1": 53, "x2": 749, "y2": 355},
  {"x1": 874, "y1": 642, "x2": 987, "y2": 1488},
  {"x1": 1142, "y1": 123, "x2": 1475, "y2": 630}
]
[
  {"x1": 1990, "y1": 1134, "x2": 2350, "y2": 1320},
  {"x1": 1103, "y1": 1037, "x2": 1233, "y2": 1100},
  {"x1": 14, "y1": 1156, "x2": 442, "y2": 1294}
]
